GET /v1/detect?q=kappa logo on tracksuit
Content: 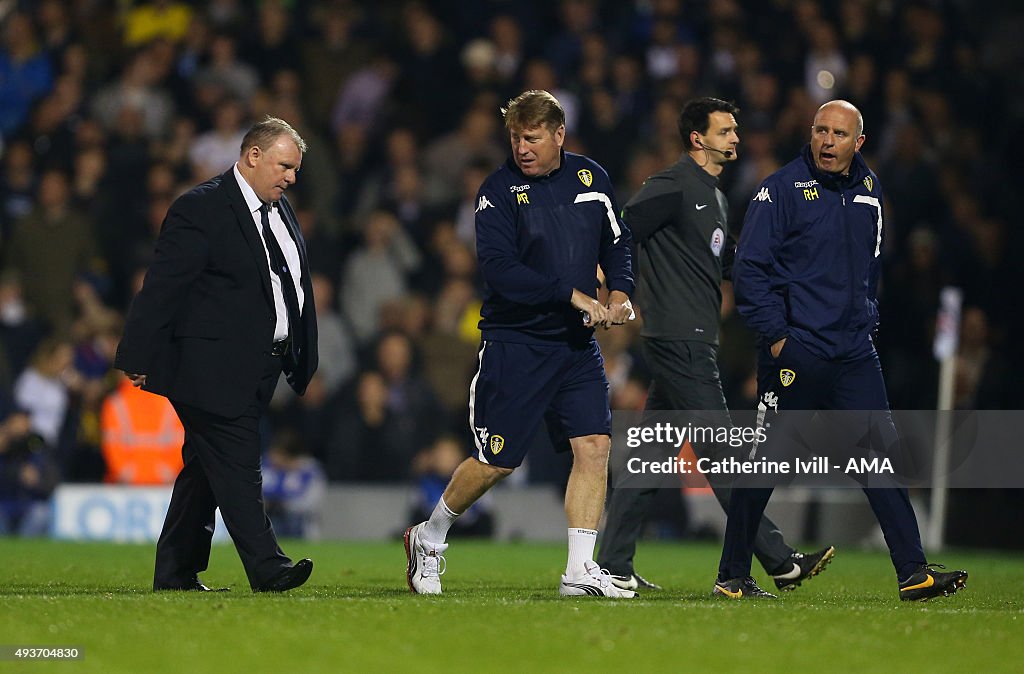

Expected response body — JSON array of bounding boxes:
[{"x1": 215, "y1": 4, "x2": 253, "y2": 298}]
[{"x1": 750, "y1": 391, "x2": 779, "y2": 460}]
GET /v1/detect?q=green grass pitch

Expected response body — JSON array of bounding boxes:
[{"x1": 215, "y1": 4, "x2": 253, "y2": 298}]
[{"x1": 1, "y1": 539, "x2": 1022, "y2": 673}]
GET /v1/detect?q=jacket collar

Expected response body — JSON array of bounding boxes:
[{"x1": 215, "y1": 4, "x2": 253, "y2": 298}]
[
  {"x1": 232, "y1": 163, "x2": 264, "y2": 213},
  {"x1": 505, "y1": 148, "x2": 567, "y2": 181},
  {"x1": 800, "y1": 144, "x2": 869, "y2": 190},
  {"x1": 220, "y1": 167, "x2": 274, "y2": 304},
  {"x1": 682, "y1": 153, "x2": 720, "y2": 189}
]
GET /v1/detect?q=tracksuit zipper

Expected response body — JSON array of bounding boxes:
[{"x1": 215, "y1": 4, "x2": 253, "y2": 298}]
[{"x1": 842, "y1": 188, "x2": 855, "y2": 355}]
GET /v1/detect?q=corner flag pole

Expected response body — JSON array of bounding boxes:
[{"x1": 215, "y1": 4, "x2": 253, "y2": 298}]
[{"x1": 928, "y1": 287, "x2": 962, "y2": 551}]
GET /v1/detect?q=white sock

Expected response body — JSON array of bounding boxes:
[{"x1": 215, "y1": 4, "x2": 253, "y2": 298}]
[
  {"x1": 422, "y1": 497, "x2": 459, "y2": 545},
  {"x1": 566, "y1": 528, "x2": 598, "y2": 577}
]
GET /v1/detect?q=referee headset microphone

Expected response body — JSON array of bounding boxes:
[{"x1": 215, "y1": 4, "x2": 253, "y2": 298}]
[{"x1": 695, "y1": 136, "x2": 733, "y2": 158}]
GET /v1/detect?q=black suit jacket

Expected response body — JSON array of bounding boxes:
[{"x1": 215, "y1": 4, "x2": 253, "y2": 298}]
[{"x1": 115, "y1": 168, "x2": 318, "y2": 418}]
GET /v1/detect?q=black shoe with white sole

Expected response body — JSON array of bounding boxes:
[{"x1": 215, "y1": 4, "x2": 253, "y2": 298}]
[
  {"x1": 772, "y1": 545, "x2": 835, "y2": 591},
  {"x1": 609, "y1": 571, "x2": 662, "y2": 591}
]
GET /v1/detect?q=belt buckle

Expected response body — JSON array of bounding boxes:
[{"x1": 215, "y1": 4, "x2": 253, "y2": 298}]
[{"x1": 270, "y1": 340, "x2": 290, "y2": 356}]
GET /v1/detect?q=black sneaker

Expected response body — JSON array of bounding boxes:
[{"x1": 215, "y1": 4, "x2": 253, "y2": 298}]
[
  {"x1": 772, "y1": 545, "x2": 836, "y2": 591},
  {"x1": 898, "y1": 563, "x2": 968, "y2": 602},
  {"x1": 609, "y1": 572, "x2": 662, "y2": 591},
  {"x1": 713, "y1": 576, "x2": 777, "y2": 599}
]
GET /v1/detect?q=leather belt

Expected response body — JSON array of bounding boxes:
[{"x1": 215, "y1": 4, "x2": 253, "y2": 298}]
[{"x1": 269, "y1": 340, "x2": 290, "y2": 356}]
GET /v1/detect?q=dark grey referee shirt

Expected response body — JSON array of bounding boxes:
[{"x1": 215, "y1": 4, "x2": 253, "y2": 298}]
[{"x1": 623, "y1": 153, "x2": 735, "y2": 344}]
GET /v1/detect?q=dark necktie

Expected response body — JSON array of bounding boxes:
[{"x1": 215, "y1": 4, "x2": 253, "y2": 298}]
[{"x1": 260, "y1": 203, "x2": 303, "y2": 348}]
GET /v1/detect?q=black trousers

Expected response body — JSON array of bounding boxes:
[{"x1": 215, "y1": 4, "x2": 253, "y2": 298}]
[
  {"x1": 154, "y1": 351, "x2": 291, "y2": 590},
  {"x1": 598, "y1": 339, "x2": 794, "y2": 575},
  {"x1": 718, "y1": 339, "x2": 925, "y2": 581}
]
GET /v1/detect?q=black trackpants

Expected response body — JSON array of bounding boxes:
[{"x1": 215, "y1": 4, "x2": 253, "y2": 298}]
[{"x1": 598, "y1": 339, "x2": 795, "y2": 575}]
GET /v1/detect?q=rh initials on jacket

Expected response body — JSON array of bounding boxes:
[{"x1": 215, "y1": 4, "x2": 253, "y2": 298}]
[{"x1": 733, "y1": 145, "x2": 883, "y2": 361}]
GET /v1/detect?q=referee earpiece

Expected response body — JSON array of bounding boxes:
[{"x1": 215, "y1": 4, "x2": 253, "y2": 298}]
[{"x1": 695, "y1": 134, "x2": 734, "y2": 159}]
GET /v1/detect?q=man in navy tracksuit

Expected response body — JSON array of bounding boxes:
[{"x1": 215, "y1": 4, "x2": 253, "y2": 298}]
[
  {"x1": 715, "y1": 100, "x2": 969, "y2": 601},
  {"x1": 404, "y1": 90, "x2": 637, "y2": 598}
]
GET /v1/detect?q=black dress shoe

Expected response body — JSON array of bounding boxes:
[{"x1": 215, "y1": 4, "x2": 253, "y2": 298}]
[
  {"x1": 155, "y1": 578, "x2": 230, "y2": 592},
  {"x1": 255, "y1": 558, "x2": 313, "y2": 592}
]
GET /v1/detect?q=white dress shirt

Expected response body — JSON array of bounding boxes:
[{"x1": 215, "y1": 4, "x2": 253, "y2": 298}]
[{"x1": 233, "y1": 164, "x2": 305, "y2": 342}]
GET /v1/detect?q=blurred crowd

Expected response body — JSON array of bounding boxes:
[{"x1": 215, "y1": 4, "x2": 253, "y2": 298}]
[{"x1": 0, "y1": 1, "x2": 1021, "y2": 536}]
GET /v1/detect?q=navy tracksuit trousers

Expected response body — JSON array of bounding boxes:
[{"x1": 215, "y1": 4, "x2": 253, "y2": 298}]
[{"x1": 718, "y1": 337, "x2": 927, "y2": 582}]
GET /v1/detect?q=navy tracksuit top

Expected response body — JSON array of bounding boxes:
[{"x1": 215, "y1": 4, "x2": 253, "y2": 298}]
[
  {"x1": 734, "y1": 145, "x2": 883, "y2": 361},
  {"x1": 474, "y1": 150, "x2": 634, "y2": 345}
]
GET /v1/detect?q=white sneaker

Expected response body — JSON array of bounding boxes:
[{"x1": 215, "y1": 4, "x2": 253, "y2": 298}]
[
  {"x1": 560, "y1": 561, "x2": 637, "y2": 598},
  {"x1": 404, "y1": 523, "x2": 447, "y2": 595}
]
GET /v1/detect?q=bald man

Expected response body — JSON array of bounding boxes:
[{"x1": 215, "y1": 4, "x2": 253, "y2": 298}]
[{"x1": 712, "y1": 100, "x2": 968, "y2": 601}]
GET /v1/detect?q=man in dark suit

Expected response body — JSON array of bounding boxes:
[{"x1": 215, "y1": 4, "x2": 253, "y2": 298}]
[{"x1": 115, "y1": 117, "x2": 319, "y2": 592}]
